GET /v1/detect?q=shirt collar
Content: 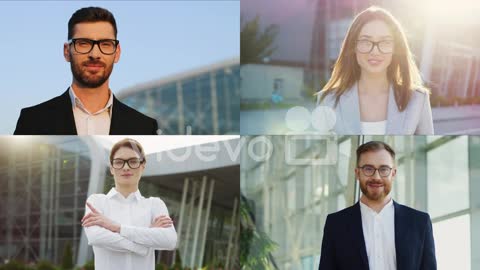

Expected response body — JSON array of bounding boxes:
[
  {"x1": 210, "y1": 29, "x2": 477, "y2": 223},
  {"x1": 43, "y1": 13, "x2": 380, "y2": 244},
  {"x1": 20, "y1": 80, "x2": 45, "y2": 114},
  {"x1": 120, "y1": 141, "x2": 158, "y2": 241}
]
[
  {"x1": 68, "y1": 86, "x2": 113, "y2": 115},
  {"x1": 106, "y1": 187, "x2": 143, "y2": 201},
  {"x1": 359, "y1": 197, "x2": 394, "y2": 216}
]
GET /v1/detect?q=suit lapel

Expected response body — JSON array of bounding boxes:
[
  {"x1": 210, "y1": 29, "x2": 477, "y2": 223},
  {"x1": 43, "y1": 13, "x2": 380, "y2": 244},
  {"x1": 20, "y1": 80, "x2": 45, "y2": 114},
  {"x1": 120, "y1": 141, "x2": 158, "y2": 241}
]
[
  {"x1": 109, "y1": 95, "x2": 121, "y2": 135},
  {"x1": 350, "y1": 202, "x2": 369, "y2": 270},
  {"x1": 386, "y1": 86, "x2": 406, "y2": 134},
  {"x1": 339, "y1": 83, "x2": 361, "y2": 134},
  {"x1": 59, "y1": 89, "x2": 77, "y2": 135},
  {"x1": 394, "y1": 201, "x2": 408, "y2": 270}
]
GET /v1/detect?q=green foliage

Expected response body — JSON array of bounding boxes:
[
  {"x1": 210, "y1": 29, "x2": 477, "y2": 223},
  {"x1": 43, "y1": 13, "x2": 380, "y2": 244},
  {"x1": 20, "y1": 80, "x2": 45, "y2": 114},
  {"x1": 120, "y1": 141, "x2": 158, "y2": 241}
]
[
  {"x1": 81, "y1": 261, "x2": 94, "y2": 270},
  {"x1": 241, "y1": 15, "x2": 278, "y2": 64},
  {"x1": 199, "y1": 259, "x2": 226, "y2": 270},
  {"x1": 239, "y1": 199, "x2": 278, "y2": 270},
  {"x1": 0, "y1": 260, "x2": 27, "y2": 270},
  {"x1": 60, "y1": 242, "x2": 73, "y2": 270},
  {"x1": 155, "y1": 263, "x2": 169, "y2": 270},
  {"x1": 303, "y1": 79, "x2": 327, "y2": 102},
  {"x1": 36, "y1": 261, "x2": 56, "y2": 270}
]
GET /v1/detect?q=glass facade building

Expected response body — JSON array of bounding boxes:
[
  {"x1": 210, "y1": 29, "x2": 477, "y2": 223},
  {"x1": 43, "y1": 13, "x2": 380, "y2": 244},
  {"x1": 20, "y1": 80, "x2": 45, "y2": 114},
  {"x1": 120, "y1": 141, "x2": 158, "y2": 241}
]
[
  {"x1": 0, "y1": 137, "x2": 240, "y2": 269},
  {"x1": 118, "y1": 59, "x2": 240, "y2": 135},
  {"x1": 0, "y1": 137, "x2": 93, "y2": 265},
  {"x1": 241, "y1": 135, "x2": 480, "y2": 270}
]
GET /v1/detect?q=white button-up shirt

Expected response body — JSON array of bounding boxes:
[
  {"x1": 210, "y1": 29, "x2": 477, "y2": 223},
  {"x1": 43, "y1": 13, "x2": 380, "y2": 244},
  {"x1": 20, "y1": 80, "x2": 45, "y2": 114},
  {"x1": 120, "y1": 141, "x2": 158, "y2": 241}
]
[
  {"x1": 69, "y1": 87, "x2": 113, "y2": 135},
  {"x1": 84, "y1": 188, "x2": 177, "y2": 270},
  {"x1": 360, "y1": 199, "x2": 397, "y2": 270}
]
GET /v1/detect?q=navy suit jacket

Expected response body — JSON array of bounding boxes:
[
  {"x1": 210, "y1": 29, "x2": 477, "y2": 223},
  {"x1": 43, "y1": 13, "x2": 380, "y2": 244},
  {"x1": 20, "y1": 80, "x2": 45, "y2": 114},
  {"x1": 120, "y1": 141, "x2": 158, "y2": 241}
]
[
  {"x1": 14, "y1": 89, "x2": 158, "y2": 135},
  {"x1": 319, "y1": 201, "x2": 437, "y2": 270}
]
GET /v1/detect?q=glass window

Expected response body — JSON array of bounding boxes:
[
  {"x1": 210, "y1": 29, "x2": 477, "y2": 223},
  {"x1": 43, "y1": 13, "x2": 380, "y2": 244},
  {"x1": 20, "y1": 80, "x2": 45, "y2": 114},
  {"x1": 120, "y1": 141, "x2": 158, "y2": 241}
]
[
  {"x1": 394, "y1": 163, "x2": 407, "y2": 203},
  {"x1": 433, "y1": 214, "x2": 471, "y2": 270},
  {"x1": 301, "y1": 255, "x2": 314, "y2": 270},
  {"x1": 304, "y1": 167, "x2": 312, "y2": 208},
  {"x1": 427, "y1": 137, "x2": 469, "y2": 218},
  {"x1": 287, "y1": 175, "x2": 296, "y2": 212},
  {"x1": 337, "y1": 138, "x2": 352, "y2": 186},
  {"x1": 241, "y1": 135, "x2": 477, "y2": 270}
]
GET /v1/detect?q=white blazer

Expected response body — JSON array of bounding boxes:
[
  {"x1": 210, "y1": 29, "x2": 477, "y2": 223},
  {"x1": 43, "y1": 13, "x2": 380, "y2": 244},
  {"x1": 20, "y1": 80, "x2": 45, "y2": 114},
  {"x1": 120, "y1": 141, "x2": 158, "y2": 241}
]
[{"x1": 316, "y1": 83, "x2": 434, "y2": 135}]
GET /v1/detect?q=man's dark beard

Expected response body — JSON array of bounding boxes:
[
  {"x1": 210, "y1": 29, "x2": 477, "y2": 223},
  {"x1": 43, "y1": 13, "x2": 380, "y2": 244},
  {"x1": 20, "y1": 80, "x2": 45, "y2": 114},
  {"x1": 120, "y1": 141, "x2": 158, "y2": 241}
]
[{"x1": 70, "y1": 56, "x2": 114, "y2": 88}]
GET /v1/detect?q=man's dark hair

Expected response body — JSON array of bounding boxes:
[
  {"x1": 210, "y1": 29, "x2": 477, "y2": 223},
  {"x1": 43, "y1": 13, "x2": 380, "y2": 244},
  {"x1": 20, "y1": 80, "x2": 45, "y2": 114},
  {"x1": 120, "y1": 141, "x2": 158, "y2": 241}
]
[
  {"x1": 68, "y1": 7, "x2": 117, "y2": 39},
  {"x1": 356, "y1": 141, "x2": 396, "y2": 166}
]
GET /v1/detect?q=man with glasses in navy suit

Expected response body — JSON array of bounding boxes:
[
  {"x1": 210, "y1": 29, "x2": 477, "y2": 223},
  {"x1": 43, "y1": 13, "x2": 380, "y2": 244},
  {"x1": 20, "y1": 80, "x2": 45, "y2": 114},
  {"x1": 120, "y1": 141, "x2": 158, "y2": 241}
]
[
  {"x1": 14, "y1": 7, "x2": 158, "y2": 135},
  {"x1": 319, "y1": 141, "x2": 437, "y2": 270}
]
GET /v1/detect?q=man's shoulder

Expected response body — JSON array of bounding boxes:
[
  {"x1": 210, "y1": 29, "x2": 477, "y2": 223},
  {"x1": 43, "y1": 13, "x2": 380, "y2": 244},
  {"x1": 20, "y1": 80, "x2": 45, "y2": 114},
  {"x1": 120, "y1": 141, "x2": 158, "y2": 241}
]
[
  {"x1": 20, "y1": 91, "x2": 68, "y2": 114},
  {"x1": 326, "y1": 203, "x2": 358, "y2": 222},
  {"x1": 395, "y1": 201, "x2": 430, "y2": 219},
  {"x1": 114, "y1": 98, "x2": 156, "y2": 124}
]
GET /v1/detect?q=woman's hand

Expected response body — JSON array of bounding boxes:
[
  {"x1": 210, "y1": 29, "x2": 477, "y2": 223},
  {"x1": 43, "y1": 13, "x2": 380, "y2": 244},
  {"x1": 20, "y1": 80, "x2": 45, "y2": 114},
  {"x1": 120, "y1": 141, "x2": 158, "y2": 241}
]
[
  {"x1": 150, "y1": 215, "x2": 173, "y2": 228},
  {"x1": 82, "y1": 202, "x2": 120, "y2": 233}
]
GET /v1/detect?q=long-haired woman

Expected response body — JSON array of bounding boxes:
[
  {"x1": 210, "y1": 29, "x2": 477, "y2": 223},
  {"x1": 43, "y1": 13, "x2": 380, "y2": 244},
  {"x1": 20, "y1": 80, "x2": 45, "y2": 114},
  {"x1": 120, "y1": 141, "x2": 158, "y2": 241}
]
[{"x1": 317, "y1": 6, "x2": 433, "y2": 135}]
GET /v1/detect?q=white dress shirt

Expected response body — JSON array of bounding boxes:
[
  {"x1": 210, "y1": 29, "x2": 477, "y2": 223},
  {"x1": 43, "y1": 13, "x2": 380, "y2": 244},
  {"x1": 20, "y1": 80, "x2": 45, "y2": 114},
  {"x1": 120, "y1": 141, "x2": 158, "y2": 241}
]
[
  {"x1": 84, "y1": 188, "x2": 177, "y2": 270},
  {"x1": 360, "y1": 198, "x2": 397, "y2": 270},
  {"x1": 69, "y1": 87, "x2": 113, "y2": 135},
  {"x1": 361, "y1": 120, "x2": 387, "y2": 135}
]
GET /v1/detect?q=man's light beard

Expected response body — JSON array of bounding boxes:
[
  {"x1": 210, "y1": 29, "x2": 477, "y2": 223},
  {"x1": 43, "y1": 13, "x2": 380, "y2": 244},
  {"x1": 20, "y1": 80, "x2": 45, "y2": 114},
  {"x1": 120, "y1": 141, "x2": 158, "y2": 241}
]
[{"x1": 360, "y1": 181, "x2": 390, "y2": 201}]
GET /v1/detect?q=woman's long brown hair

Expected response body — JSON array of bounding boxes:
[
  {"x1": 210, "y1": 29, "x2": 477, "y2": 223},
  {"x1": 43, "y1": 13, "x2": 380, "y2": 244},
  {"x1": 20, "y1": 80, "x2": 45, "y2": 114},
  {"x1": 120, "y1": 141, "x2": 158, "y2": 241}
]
[{"x1": 318, "y1": 6, "x2": 428, "y2": 112}]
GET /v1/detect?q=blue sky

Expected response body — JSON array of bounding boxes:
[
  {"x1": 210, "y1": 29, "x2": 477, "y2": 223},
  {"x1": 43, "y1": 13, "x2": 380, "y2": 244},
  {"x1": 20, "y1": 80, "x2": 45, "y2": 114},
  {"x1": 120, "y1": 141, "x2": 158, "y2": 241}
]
[{"x1": 0, "y1": 1, "x2": 239, "y2": 134}]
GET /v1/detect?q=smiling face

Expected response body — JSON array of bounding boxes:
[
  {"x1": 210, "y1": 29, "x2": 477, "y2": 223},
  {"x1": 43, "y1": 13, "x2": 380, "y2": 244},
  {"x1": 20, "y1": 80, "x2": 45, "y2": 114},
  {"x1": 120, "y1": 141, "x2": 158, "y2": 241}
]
[
  {"x1": 355, "y1": 20, "x2": 394, "y2": 76},
  {"x1": 64, "y1": 21, "x2": 121, "y2": 88},
  {"x1": 355, "y1": 149, "x2": 396, "y2": 202},
  {"x1": 110, "y1": 147, "x2": 145, "y2": 189}
]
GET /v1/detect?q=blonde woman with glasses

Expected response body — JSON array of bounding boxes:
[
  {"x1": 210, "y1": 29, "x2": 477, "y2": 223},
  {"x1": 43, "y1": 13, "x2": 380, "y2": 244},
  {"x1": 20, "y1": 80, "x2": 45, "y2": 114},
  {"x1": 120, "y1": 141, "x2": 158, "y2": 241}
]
[
  {"x1": 317, "y1": 6, "x2": 433, "y2": 135},
  {"x1": 81, "y1": 138, "x2": 176, "y2": 270}
]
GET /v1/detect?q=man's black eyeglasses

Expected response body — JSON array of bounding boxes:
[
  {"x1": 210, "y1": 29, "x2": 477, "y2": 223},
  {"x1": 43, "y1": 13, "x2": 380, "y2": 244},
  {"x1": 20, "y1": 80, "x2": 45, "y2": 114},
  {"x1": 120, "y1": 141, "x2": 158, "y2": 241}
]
[{"x1": 68, "y1": 38, "x2": 119, "y2": 55}]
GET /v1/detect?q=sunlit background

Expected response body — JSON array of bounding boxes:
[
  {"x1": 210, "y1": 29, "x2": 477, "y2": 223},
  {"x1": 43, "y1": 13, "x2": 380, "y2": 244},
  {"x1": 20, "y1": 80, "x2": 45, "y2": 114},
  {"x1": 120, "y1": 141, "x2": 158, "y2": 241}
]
[
  {"x1": 240, "y1": 0, "x2": 480, "y2": 134},
  {"x1": 0, "y1": 136, "x2": 240, "y2": 269},
  {"x1": 240, "y1": 135, "x2": 480, "y2": 270}
]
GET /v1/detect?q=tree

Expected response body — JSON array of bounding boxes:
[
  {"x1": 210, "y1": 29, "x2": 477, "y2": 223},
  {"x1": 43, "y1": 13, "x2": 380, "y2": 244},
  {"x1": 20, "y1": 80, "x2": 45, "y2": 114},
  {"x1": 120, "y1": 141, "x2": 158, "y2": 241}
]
[
  {"x1": 239, "y1": 196, "x2": 278, "y2": 270},
  {"x1": 241, "y1": 15, "x2": 278, "y2": 64},
  {"x1": 60, "y1": 241, "x2": 73, "y2": 270}
]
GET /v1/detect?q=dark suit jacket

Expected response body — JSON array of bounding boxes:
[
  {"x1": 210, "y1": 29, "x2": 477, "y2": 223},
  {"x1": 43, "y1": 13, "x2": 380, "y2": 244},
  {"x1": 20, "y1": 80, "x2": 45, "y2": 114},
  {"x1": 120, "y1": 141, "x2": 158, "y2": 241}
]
[
  {"x1": 14, "y1": 89, "x2": 158, "y2": 135},
  {"x1": 319, "y1": 201, "x2": 437, "y2": 270}
]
